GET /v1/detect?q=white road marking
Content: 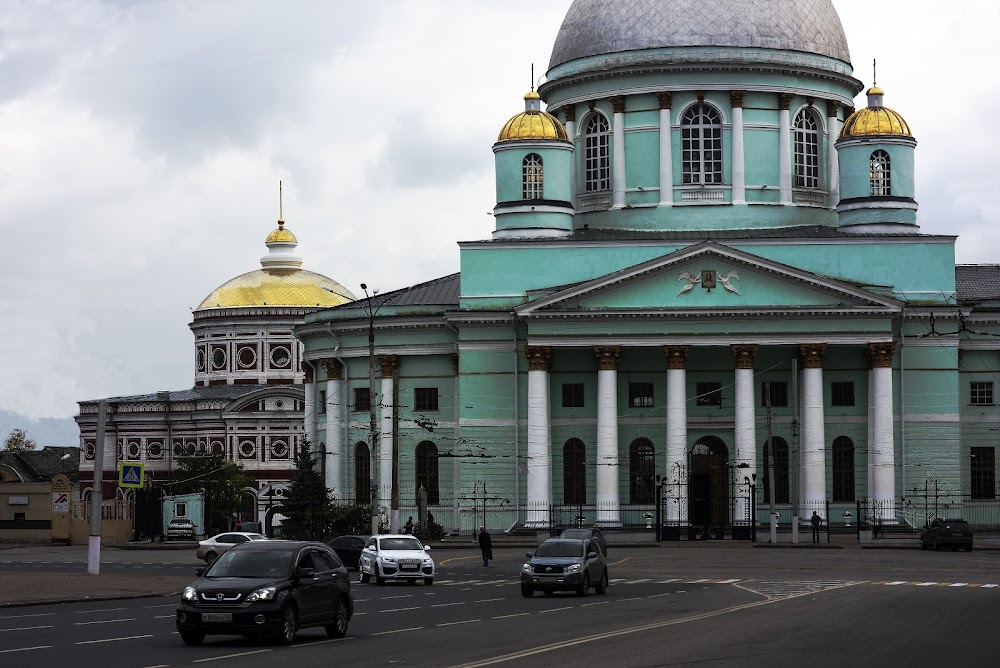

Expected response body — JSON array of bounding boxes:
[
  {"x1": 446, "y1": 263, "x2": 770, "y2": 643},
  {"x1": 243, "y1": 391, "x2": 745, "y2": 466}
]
[
  {"x1": 372, "y1": 627, "x2": 424, "y2": 635},
  {"x1": 885, "y1": 581, "x2": 907, "y2": 586},
  {"x1": 618, "y1": 597, "x2": 642, "y2": 602},
  {"x1": 656, "y1": 578, "x2": 681, "y2": 584},
  {"x1": 949, "y1": 583, "x2": 969, "y2": 587},
  {"x1": 73, "y1": 607, "x2": 126, "y2": 614},
  {"x1": 981, "y1": 584, "x2": 998, "y2": 588},
  {"x1": 383, "y1": 594, "x2": 413, "y2": 600},
  {"x1": 647, "y1": 593, "x2": 671, "y2": 598},
  {"x1": 142, "y1": 604, "x2": 177, "y2": 609},
  {"x1": 916, "y1": 582, "x2": 938, "y2": 586},
  {"x1": 74, "y1": 618, "x2": 137, "y2": 625},
  {"x1": 475, "y1": 598, "x2": 505, "y2": 603},
  {"x1": 715, "y1": 579, "x2": 741, "y2": 584},
  {"x1": 153, "y1": 615, "x2": 175, "y2": 619},
  {"x1": 493, "y1": 613, "x2": 530, "y2": 619},
  {"x1": 76, "y1": 634, "x2": 153, "y2": 644},
  {"x1": 0, "y1": 646, "x2": 52, "y2": 654},
  {"x1": 685, "y1": 579, "x2": 710, "y2": 583},
  {"x1": 432, "y1": 602, "x2": 466, "y2": 608},
  {"x1": 437, "y1": 619, "x2": 481, "y2": 627},
  {"x1": 192, "y1": 649, "x2": 272, "y2": 662},
  {"x1": 629, "y1": 579, "x2": 652, "y2": 584},
  {"x1": 539, "y1": 607, "x2": 572, "y2": 614},
  {"x1": 0, "y1": 626, "x2": 53, "y2": 633},
  {"x1": 382, "y1": 607, "x2": 419, "y2": 613},
  {"x1": 0, "y1": 613, "x2": 53, "y2": 620},
  {"x1": 580, "y1": 601, "x2": 609, "y2": 607}
]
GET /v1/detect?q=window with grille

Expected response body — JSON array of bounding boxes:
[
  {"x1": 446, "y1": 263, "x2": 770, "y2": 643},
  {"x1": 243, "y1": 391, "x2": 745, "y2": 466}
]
[
  {"x1": 415, "y1": 441, "x2": 440, "y2": 504},
  {"x1": 584, "y1": 114, "x2": 610, "y2": 192},
  {"x1": 629, "y1": 382, "x2": 654, "y2": 408},
  {"x1": 414, "y1": 387, "x2": 439, "y2": 411},
  {"x1": 762, "y1": 437, "x2": 790, "y2": 503},
  {"x1": 794, "y1": 110, "x2": 820, "y2": 188},
  {"x1": 354, "y1": 442, "x2": 371, "y2": 503},
  {"x1": 562, "y1": 383, "x2": 584, "y2": 408},
  {"x1": 353, "y1": 387, "x2": 371, "y2": 412},
  {"x1": 318, "y1": 390, "x2": 326, "y2": 414},
  {"x1": 971, "y1": 447, "x2": 996, "y2": 499},
  {"x1": 832, "y1": 436, "x2": 855, "y2": 502},
  {"x1": 522, "y1": 153, "x2": 543, "y2": 200},
  {"x1": 629, "y1": 438, "x2": 656, "y2": 504},
  {"x1": 681, "y1": 104, "x2": 723, "y2": 184},
  {"x1": 696, "y1": 382, "x2": 723, "y2": 407},
  {"x1": 760, "y1": 381, "x2": 788, "y2": 407},
  {"x1": 563, "y1": 439, "x2": 586, "y2": 505},
  {"x1": 870, "y1": 149, "x2": 891, "y2": 196},
  {"x1": 971, "y1": 381, "x2": 994, "y2": 406},
  {"x1": 831, "y1": 381, "x2": 855, "y2": 407}
]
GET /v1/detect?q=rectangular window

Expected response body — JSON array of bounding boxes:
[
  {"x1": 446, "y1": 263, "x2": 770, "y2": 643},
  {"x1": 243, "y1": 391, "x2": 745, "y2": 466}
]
[
  {"x1": 971, "y1": 447, "x2": 996, "y2": 499},
  {"x1": 318, "y1": 390, "x2": 326, "y2": 414},
  {"x1": 353, "y1": 387, "x2": 371, "y2": 412},
  {"x1": 175, "y1": 503, "x2": 187, "y2": 518},
  {"x1": 414, "y1": 387, "x2": 439, "y2": 412},
  {"x1": 629, "y1": 382, "x2": 654, "y2": 408},
  {"x1": 830, "y1": 381, "x2": 855, "y2": 407},
  {"x1": 760, "y1": 381, "x2": 788, "y2": 407},
  {"x1": 971, "y1": 382, "x2": 994, "y2": 406},
  {"x1": 696, "y1": 382, "x2": 723, "y2": 407},
  {"x1": 562, "y1": 383, "x2": 585, "y2": 408}
]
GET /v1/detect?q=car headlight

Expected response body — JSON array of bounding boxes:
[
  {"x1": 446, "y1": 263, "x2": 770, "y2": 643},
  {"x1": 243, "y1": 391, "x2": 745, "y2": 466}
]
[
  {"x1": 182, "y1": 586, "x2": 197, "y2": 602},
  {"x1": 566, "y1": 564, "x2": 582, "y2": 574},
  {"x1": 521, "y1": 563, "x2": 532, "y2": 573},
  {"x1": 380, "y1": 556, "x2": 395, "y2": 563},
  {"x1": 245, "y1": 586, "x2": 277, "y2": 603},
  {"x1": 423, "y1": 558, "x2": 433, "y2": 565}
]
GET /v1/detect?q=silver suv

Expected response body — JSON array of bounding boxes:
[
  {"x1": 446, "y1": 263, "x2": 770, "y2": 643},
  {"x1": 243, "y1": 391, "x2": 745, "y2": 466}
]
[
  {"x1": 359, "y1": 535, "x2": 435, "y2": 585},
  {"x1": 521, "y1": 537, "x2": 608, "y2": 597}
]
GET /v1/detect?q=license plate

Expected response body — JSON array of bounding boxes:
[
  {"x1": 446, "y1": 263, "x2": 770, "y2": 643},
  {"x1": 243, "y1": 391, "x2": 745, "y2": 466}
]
[{"x1": 202, "y1": 612, "x2": 232, "y2": 623}]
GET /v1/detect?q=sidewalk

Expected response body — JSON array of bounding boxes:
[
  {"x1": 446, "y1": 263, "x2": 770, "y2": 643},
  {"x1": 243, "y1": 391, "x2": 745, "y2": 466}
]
[{"x1": 0, "y1": 570, "x2": 192, "y2": 608}]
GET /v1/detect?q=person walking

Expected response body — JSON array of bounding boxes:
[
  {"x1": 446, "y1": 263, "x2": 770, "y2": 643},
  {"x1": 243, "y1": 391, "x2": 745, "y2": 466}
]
[
  {"x1": 810, "y1": 511, "x2": 822, "y2": 545},
  {"x1": 403, "y1": 516, "x2": 414, "y2": 535},
  {"x1": 478, "y1": 526, "x2": 493, "y2": 566}
]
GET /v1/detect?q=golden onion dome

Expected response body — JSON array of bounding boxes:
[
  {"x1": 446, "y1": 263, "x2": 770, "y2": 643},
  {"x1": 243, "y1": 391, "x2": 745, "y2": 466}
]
[
  {"x1": 195, "y1": 269, "x2": 355, "y2": 311},
  {"x1": 840, "y1": 85, "x2": 912, "y2": 139},
  {"x1": 497, "y1": 91, "x2": 569, "y2": 142},
  {"x1": 265, "y1": 220, "x2": 297, "y2": 243},
  {"x1": 866, "y1": 85, "x2": 884, "y2": 96}
]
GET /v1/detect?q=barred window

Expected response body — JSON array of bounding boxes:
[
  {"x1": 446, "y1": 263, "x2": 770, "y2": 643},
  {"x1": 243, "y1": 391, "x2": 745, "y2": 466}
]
[
  {"x1": 414, "y1": 387, "x2": 439, "y2": 412},
  {"x1": 629, "y1": 438, "x2": 656, "y2": 504},
  {"x1": 761, "y1": 381, "x2": 788, "y2": 407},
  {"x1": 681, "y1": 104, "x2": 723, "y2": 184},
  {"x1": 971, "y1": 447, "x2": 995, "y2": 499},
  {"x1": 971, "y1": 382, "x2": 994, "y2": 406},
  {"x1": 353, "y1": 387, "x2": 371, "y2": 412},
  {"x1": 318, "y1": 390, "x2": 326, "y2": 414},
  {"x1": 629, "y1": 382, "x2": 654, "y2": 408},
  {"x1": 762, "y1": 437, "x2": 790, "y2": 504},
  {"x1": 832, "y1": 436, "x2": 855, "y2": 502},
  {"x1": 831, "y1": 381, "x2": 855, "y2": 407},
  {"x1": 870, "y1": 149, "x2": 891, "y2": 196},
  {"x1": 794, "y1": 109, "x2": 820, "y2": 189},
  {"x1": 696, "y1": 382, "x2": 723, "y2": 407},
  {"x1": 563, "y1": 438, "x2": 586, "y2": 505},
  {"x1": 584, "y1": 114, "x2": 610, "y2": 192},
  {"x1": 562, "y1": 383, "x2": 584, "y2": 408},
  {"x1": 522, "y1": 153, "x2": 543, "y2": 200},
  {"x1": 415, "y1": 441, "x2": 440, "y2": 505},
  {"x1": 354, "y1": 442, "x2": 371, "y2": 503}
]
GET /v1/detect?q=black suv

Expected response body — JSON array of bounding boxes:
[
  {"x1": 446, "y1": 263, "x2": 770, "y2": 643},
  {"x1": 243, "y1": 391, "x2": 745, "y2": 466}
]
[
  {"x1": 176, "y1": 540, "x2": 353, "y2": 645},
  {"x1": 521, "y1": 537, "x2": 608, "y2": 597},
  {"x1": 920, "y1": 518, "x2": 974, "y2": 552}
]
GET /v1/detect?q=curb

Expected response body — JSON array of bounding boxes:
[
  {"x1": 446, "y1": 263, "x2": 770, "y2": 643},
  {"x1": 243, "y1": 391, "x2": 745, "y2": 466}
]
[{"x1": 0, "y1": 591, "x2": 181, "y2": 610}]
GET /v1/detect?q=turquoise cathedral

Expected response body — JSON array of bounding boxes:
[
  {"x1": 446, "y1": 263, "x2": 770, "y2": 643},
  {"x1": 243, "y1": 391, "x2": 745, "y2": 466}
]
[{"x1": 296, "y1": 0, "x2": 999, "y2": 536}]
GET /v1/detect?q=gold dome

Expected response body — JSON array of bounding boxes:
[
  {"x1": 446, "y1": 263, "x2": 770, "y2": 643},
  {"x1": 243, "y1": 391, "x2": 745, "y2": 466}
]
[
  {"x1": 195, "y1": 269, "x2": 355, "y2": 311},
  {"x1": 265, "y1": 220, "x2": 297, "y2": 243},
  {"x1": 840, "y1": 106, "x2": 912, "y2": 138},
  {"x1": 497, "y1": 110, "x2": 568, "y2": 142},
  {"x1": 866, "y1": 85, "x2": 884, "y2": 96}
]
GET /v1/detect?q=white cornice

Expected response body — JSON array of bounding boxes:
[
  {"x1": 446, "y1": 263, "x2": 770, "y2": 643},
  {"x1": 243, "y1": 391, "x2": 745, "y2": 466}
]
[{"x1": 529, "y1": 333, "x2": 894, "y2": 347}]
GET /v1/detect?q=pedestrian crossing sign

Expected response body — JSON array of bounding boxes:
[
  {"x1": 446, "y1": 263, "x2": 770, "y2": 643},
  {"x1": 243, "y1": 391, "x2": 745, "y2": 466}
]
[{"x1": 118, "y1": 463, "x2": 144, "y2": 488}]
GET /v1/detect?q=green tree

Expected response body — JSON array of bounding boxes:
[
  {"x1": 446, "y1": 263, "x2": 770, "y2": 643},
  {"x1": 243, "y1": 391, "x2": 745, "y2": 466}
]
[
  {"x1": 3, "y1": 429, "x2": 36, "y2": 453},
  {"x1": 278, "y1": 439, "x2": 333, "y2": 541},
  {"x1": 172, "y1": 454, "x2": 251, "y2": 535}
]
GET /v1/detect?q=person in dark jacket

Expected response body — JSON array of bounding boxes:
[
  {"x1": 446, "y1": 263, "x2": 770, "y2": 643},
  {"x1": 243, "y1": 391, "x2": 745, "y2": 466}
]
[
  {"x1": 811, "y1": 511, "x2": 822, "y2": 545},
  {"x1": 478, "y1": 526, "x2": 493, "y2": 566}
]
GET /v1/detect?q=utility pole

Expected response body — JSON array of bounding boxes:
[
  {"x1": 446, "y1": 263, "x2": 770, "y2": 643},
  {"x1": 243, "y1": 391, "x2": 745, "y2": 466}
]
[
  {"x1": 88, "y1": 400, "x2": 108, "y2": 575},
  {"x1": 764, "y1": 382, "x2": 777, "y2": 544},
  {"x1": 362, "y1": 284, "x2": 380, "y2": 537}
]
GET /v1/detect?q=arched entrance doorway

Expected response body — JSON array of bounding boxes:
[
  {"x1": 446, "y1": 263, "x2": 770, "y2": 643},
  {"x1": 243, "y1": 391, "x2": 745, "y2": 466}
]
[{"x1": 688, "y1": 436, "x2": 729, "y2": 536}]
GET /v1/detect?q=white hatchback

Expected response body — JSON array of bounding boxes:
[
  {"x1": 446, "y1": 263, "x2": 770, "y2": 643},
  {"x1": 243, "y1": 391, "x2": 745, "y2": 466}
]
[
  {"x1": 196, "y1": 532, "x2": 269, "y2": 564},
  {"x1": 358, "y1": 534, "x2": 435, "y2": 585}
]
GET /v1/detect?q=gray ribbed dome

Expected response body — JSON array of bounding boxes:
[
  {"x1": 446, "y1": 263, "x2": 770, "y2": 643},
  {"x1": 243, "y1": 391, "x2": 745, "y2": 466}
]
[{"x1": 549, "y1": 0, "x2": 851, "y2": 70}]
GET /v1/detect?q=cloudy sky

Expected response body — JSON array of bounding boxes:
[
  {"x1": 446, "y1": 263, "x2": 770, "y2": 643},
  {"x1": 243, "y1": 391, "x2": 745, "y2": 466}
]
[{"x1": 1, "y1": 0, "x2": 998, "y2": 421}]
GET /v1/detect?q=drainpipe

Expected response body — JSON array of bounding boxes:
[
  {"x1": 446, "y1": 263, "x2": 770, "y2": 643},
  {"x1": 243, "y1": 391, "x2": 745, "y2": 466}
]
[
  {"x1": 899, "y1": 305, "x2": 906, "y2": 496},
  {"x1": 442, "y1": 320, "x2": 461, "y2": 534},
  {"x1": 512, "y1": 313, "x2": 520, "y2": 515}
]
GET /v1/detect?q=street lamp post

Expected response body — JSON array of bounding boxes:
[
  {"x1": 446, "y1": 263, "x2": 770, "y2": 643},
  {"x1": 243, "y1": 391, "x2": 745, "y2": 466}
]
[{"x1": 361, "y1": 283, "x2": 380, "y2": 537}]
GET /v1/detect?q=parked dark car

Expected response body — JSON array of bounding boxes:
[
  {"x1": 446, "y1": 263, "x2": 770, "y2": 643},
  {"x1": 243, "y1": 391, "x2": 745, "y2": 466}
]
[
  {"x1": 559, "y1": 527, "x2": 608, "y2": 556},
  {"x1": 167, "y1": 517, "x2": 196, "y2": 541},
  {"x1": 176, "y1": 540, "x2": 353, "y2": 646},
  {"x1": 920, "y1": 518, "x2": 974, "y2": 551},
  {"x1": 521, "y1": 537, "x2": 608, "y2": 597},
  {"x1": 327, "y1": 534, "x2": 371, "y2": 570}
]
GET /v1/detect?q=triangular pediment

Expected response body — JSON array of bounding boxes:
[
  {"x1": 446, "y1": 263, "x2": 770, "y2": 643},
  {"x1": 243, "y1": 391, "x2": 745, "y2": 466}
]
[{"x1": 515, "y1": 242, "x2": 901, "y2": 316}]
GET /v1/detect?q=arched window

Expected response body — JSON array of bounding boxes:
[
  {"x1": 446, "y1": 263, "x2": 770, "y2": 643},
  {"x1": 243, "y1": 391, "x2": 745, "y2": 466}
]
[
  {"x1": 762, "y1": 437, "x2": 790, "y2": 503},
  {"x1": 583, "y1": 114, "x2": 610, "y2": 192},
  {"x1": 354, "y1": 442, "x2": 371, "y2": 505},
  {"x1": 681, "y1": 104, "x2": 723, "y2": 184},
  {"x1": 832, "y1": 436, "x2": 855, "y2": 502},
  {"x1": 794, "y1": 109, "x2": 820, "y2": 189},
  {"x1": 415, "y1": 441, "x2": 440, "y2": 505},
  {"x1": 522, "y1": 153, "x2": 543, "y2": 200},
  {"x1": 870, "y1": 150, "x2": 891, "y2": 196},
  {"x1": 629, "y1": 438, "x2": 656, "y2": 504},
  {"x1": 563, "y1": 438, "x2": 586, "y2": 505}
]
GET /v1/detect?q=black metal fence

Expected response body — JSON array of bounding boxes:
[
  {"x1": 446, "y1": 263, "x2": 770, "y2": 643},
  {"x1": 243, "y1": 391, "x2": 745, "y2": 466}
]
[{"x1": 859, "y1": 496, "x2": 1000, "y2": 537}]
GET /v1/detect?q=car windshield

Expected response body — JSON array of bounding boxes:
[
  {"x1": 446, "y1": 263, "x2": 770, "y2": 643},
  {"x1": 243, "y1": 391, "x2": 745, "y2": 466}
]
[
  {"x1": 247, "y1": 534, "x2": 268, "y2": 540},
  {"x1": 561, "y1": 530, "x2": 589, "y2": 539},
  {"x1": 206, "y1": 549, "x2": 293, "y2": 578},
  {"x1": 535, "y1": 541, "x2": 584, "y2": 558},
  {"x1": 379, "y1": 537, "x2": 423, "y2": 551}
]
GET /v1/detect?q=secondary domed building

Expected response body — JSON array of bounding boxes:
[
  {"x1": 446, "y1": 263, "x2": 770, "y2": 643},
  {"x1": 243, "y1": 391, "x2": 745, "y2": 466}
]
[
  {"x1": 76, "y1": 217, "x2": 354, "y2": 535},
  {"x1": 298, "y1": 0, "x2": 999, "y2": 539}
]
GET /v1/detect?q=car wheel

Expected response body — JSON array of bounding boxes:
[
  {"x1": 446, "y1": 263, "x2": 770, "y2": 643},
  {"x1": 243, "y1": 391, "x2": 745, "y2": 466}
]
[
  {"x1": 325, "y1": 597, "x2": 350, "y2": 639},
  {"x1": 375, "y1": 571, "x2": 386, "y2": 586},
  {"x1": 277, "y1": 605, "x2": 297, "y2": 645},
  {"x1": 595, "y1": 570, "x2": 608, "y2": 595},
  {"x1": 204, "y1": 551, "x2": 218, "y2": 565},
  {"x1": 521, "y1": 585, "x2": 534, "y2": 598},
  {"x1": 932, "y1": 538, "x2": 940, "y2": 551},
  {"x1": 180, "y1": 630, "x2": 205, "y2": 646},
  {"x1": 359, "y1": 572, "x2": 370, "y2": 584},
  {"x1": 951, "y1": 546, "x2": 958, "y2": 552},
  {"x1": 424, "y1": 577, "x2": 434, "y2": 586},
  {"x1": 543, "y1": 589, "x2": 554, "y2": 597},
  {"x1": 577, "y1": 574, "x2": 590, "y2": 597},
  {"x1": 920, "y1": 540, "x2": 927, "y2": 551}
]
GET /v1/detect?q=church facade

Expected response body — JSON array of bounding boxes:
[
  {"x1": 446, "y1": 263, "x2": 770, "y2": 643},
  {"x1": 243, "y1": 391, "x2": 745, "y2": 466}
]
[{"x1": 297, "y1": 0, "x2": 1000, "y2": 537}]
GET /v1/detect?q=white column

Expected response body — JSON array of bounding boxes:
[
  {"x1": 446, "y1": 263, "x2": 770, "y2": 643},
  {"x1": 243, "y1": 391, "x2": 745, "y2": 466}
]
[
  {"x1": 731, "y1": 92, "x2": 746, "y2": 204},
  {"x1": 658, "y1": 93, "x2": 673, "y2": 206},
  {"x1": 612, "y1": 96, "x2": 626, "y2": 209},
  {"x1": 799, "y1": 344, "x2": 827, "y2": 509},
  {"x1": 732, "y1": 345, "x2": 757, "y2": 526},
  {"x1": 594, "y1": 346, "x2": 621, "y2": 527},
  {"x1": 869, "y1": 343, "x2": 897, "y2": 523},
  {"x1": 779, "y1": 94, "x2": 792, "y2": 204},
  {"x1": 526, "y1": 347, "x2": 552, "y2": 527},
  {"x1": 564, "y1": 111, "x2": 576, "y2": 206},
  {"x1": 664, "y1": 346, "x2": 689, "y2": 525},
  {"x1": 378, "y1": 358, "x2": 396, "y2": 515},
  {"x1": 826, "y1": 101, "x2": 841, "y2": 208},
  {"x1": 867, "y1": 367, "x2": 874, "y2": 501},
  {"x1": 323, "y1": 360, "x2": 343, "y2": 499},
  {"x1": 303, "y1": 365, "x2": 317, "y2": 449}
]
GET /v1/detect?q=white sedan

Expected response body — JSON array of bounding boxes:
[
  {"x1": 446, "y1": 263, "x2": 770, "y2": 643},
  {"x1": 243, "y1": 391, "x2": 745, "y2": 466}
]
[
  {"x1": 196, "y1": 532, "x2": 268, "y2": 564},
  {"x1": 359, "y1": 534, "x2": 435, "y2": 585}
]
